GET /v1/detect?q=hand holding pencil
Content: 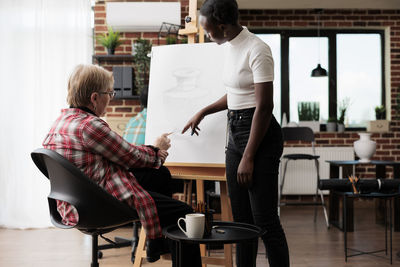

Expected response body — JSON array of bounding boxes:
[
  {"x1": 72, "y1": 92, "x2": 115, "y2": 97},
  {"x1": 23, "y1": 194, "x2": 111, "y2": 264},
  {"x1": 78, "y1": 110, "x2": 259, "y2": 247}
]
[{"x1": 154, "y1": 132, "x2": 172, "y2": 150}]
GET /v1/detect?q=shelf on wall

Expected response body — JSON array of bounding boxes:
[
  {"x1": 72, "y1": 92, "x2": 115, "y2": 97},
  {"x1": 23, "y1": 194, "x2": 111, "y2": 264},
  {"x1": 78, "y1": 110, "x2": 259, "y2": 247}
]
[{"x1": 92, "y1": 55, "x2": 135, "y2": 63}]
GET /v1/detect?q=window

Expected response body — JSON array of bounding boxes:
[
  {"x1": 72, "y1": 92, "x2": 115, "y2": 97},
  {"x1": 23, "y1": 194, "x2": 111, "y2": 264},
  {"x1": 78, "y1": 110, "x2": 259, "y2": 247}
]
[
  {"x1": 337, "y1": 34, "x2": 382, "y2": 127},
  {"x1": 255, "y1": 30, "x2": 384, "y2": 128},
  {"x1": 289, "y1": 37, "x2": 329, "y2": 122},
  {"x1": 257, "y1": 34, "x2": 281, "y2": 120}
]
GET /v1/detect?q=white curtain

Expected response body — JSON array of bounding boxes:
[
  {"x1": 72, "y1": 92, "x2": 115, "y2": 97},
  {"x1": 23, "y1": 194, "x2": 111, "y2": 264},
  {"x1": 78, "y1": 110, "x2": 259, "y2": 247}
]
[{"x1": 0, "y1": 0, "x2": 92, "y2": 228}]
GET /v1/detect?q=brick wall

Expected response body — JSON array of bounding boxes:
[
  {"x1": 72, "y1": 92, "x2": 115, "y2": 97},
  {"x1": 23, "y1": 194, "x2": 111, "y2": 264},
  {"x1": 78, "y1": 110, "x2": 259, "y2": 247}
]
[
  {"x1": 94, "y1": 2, "x2": 400, "y2": 178},
  {"x1": 235, "y1": 9, "x2": 400, "y2": 178},
  {"x1": 94, "y1": 0, "x2": 189, "y2": 118}
]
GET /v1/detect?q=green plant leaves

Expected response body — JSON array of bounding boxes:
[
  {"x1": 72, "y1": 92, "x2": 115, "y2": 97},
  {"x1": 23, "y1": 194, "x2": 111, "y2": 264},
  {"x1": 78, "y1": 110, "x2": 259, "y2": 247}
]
[
  {"x1": 96, "y1": 26, "x2": 123, "y2": 50},
  {"x1": 133, "y1": 39, "x2": 152, "y2": 95},
  {"x1": 298, "y1": 102, "x2": 320, "y2": 121}
]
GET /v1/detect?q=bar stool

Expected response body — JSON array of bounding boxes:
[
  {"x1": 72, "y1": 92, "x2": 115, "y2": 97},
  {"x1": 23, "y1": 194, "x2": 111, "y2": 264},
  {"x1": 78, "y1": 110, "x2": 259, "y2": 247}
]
[{"x1": 279, "y1": 127, "x2": 329, "y2": 227}]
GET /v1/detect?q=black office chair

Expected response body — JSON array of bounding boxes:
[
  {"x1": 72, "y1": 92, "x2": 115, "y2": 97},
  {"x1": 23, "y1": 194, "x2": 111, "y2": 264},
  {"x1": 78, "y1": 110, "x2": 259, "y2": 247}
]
[
  {"x1": 279, "y1": 127, "x2": 329, "y2": 227},
  {"x1": 31, "y1": 148, "x2": 140, "y2": 267}
]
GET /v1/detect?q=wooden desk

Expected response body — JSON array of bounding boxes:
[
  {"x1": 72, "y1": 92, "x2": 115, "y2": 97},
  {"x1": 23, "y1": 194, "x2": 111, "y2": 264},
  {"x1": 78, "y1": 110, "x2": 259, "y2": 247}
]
[
  {"x1": 327, "y1": 160, "x2": 400, "y2": 232},
  {"x1": 165, "y1": 163, "x2": 233, "y2": 267}
]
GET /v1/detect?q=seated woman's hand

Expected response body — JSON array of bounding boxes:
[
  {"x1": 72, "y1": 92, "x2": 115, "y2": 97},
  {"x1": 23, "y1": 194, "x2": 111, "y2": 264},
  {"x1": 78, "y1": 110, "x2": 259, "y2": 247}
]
[
  {"x1": 157, "y1": 150, "x2": 168, "y2": 164},
  {"x1": 154, "y1": 133, "x2": 171, "y2": 151}
]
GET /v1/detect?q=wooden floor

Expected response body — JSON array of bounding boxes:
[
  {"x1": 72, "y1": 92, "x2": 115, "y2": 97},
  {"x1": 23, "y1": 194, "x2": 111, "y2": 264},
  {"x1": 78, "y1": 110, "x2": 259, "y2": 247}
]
[{"x1": 1, "y1": 200, "x2": 400, "y2": 267}]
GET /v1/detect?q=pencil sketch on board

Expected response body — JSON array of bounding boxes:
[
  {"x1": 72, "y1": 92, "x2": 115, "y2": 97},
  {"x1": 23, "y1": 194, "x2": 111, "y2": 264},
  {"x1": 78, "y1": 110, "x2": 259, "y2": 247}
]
[{"x1": 145, "y1": 43, "x2": 227, "y2": 164}]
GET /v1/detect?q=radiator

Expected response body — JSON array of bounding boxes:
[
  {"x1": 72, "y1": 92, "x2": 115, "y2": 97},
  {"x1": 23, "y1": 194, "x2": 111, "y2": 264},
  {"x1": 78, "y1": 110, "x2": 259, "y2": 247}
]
[{"x1": 280, "y1": 147, "x2": 354, "y2": 195}]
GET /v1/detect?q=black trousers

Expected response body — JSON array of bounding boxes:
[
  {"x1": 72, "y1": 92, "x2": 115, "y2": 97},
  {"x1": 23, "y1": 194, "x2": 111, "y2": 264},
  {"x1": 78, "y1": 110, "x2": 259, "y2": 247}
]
[
  {"x1": 131, "y1": 166, "x2": 183, "y2": 197},
  {"x1": 130, "y1": 167, "x2": 201, "y2": 267},
  {"x1": 225, "y1": 108, "x2": 290, "y2": 267}
]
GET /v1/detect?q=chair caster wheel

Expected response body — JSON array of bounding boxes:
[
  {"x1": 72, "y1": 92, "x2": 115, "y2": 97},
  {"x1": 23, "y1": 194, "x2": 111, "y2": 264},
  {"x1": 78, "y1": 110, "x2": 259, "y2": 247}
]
[{"x1": 98, "y1": 251, "x2": 103, "y2": 259}]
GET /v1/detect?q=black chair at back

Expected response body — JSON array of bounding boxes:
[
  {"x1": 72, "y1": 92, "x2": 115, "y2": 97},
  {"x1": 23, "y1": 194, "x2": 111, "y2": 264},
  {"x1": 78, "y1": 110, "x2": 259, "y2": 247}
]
[
  {"x1": 279, "y1": 127, "x2": 329, "y2": 227},
  {"x1": 31, "y1": 148, "x2": 139, "y2": 267}
]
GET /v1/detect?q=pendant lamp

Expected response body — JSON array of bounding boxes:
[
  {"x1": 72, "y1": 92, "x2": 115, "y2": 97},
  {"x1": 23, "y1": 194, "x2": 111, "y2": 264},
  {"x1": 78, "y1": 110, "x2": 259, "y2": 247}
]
[{"x1": 311, "y1": 9, "x2": 328, "y2": 77}]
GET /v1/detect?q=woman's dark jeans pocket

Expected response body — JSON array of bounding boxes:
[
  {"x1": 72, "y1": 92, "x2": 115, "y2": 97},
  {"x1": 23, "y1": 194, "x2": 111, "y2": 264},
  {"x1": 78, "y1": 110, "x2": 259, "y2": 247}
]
[
  {"x1": 227, "y1": 109, "x2": 254, "y2": 153},
  {"x1": 229, "y1": 119, "x2": 251, "y2": 153}
]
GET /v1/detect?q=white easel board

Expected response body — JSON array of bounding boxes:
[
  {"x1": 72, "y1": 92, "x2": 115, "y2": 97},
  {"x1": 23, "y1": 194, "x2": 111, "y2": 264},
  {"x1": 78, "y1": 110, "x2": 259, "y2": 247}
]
[{"x1": 145, "y1": 43, "x2": 227, "y2": 164}]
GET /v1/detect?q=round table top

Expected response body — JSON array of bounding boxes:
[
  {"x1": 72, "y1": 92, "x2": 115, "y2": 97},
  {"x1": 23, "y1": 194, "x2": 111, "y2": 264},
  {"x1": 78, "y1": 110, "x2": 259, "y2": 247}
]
[{"x1": 163, "y1": 221, "x2": 264, "y2": 244}]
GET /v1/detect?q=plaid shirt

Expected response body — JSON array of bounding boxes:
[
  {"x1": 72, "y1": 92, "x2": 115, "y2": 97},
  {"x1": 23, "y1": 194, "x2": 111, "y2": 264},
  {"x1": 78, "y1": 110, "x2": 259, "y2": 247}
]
[
  {"x1": 123, "y1": 108, "x2": 147, "y2": 145},
  {"x1": 42, "y1": 108, "x2": 162, "y2": 239}
]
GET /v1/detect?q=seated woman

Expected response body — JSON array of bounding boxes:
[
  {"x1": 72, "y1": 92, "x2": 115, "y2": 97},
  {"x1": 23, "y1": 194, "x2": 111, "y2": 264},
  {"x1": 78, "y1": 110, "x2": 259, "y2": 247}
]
[{"x1": 42, "y1": 64, "x2": 201, "y2": 266}]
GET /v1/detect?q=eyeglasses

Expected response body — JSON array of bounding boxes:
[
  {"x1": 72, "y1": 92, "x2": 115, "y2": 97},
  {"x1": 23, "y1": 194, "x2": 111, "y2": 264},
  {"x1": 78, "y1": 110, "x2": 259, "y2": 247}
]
[{"x1": 99, "y1": 91, "x2": 116, "y2": 98}]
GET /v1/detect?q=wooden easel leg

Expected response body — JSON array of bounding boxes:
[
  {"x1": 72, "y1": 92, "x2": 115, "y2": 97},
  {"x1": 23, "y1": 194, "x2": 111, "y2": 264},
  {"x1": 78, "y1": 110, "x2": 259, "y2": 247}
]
[
  {"x1": 183, "y1": 180, "x2": 193, "y2": 206},
  {"x1": 220, "y1": 181, "x2": 233, "y2": 267},
  {"x1": 196, "y1": 180, "x2": 207, "y2": 267},
  {"x1": 133, "y1": 227, "x2": 147, "y2": 267}
]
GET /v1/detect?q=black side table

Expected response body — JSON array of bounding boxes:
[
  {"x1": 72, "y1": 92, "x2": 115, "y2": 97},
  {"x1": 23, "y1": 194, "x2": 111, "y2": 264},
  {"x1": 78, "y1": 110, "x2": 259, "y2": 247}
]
[
  {"x1": 327, "y1": 160, "x2": 400, "y2": 232},
  {"x1": 163, "y1": 221, "x2": 264, "y2": 267},
  {"x1": 340, "y1": 192, "x2": 399, "y2": 264}
]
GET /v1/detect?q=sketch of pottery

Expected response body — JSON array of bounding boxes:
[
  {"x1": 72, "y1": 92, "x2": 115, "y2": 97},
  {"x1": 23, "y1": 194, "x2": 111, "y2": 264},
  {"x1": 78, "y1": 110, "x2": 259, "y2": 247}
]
[
  {"x1": 354, "y1": 132, "x2": 376, "y2": 163},
  {"x1": 163, "y1": 68, "x2": 206, "y2": 128},
  {"x1": 165, "y1": 68, "x2": 202, "y2": 97}
]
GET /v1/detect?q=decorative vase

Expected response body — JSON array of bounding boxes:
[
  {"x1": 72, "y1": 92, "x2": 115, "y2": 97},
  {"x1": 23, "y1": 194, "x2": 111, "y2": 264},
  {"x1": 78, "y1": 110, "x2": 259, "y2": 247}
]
[
  {"x1": 353, "y1": 133, "x2": 376, "y2": 163},
  {"x1": 281, "y1": 112, "x2": 288, "y2": 127}
]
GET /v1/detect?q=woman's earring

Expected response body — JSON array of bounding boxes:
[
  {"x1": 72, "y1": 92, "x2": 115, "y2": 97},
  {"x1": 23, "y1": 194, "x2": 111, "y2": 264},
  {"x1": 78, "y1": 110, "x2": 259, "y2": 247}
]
[{"x1": 224, "y1": 31, "x2": 227, "y2": 38}]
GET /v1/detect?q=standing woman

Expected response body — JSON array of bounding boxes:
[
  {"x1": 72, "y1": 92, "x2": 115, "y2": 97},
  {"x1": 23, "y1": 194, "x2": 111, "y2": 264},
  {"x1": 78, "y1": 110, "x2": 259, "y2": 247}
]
[{"x1": 182, "y1": 0, "x2": 290, "y2": 266}]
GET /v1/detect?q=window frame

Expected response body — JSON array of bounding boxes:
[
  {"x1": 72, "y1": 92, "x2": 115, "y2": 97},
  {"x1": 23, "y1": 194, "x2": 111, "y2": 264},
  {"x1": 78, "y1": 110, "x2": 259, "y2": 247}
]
[{"x1": 252, "y1": 29, "x2": 385, "y2": 128}]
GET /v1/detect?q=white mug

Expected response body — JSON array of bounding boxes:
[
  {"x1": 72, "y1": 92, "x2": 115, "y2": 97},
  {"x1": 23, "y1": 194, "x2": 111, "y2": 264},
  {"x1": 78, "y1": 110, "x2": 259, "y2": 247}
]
[{"x1": 177, "y1": 213, "x2": 205, "y2": 238}]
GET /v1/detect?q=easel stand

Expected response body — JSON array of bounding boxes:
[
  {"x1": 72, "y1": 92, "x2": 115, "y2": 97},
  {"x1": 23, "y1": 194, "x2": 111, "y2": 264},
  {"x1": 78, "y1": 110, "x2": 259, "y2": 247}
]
[{"x1": 169, "y1": 2, "x2": 232, "y2": 265}]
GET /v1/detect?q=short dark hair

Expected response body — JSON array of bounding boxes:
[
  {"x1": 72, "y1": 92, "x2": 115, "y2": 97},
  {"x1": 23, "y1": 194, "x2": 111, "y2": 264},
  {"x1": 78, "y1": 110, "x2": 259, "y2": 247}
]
[{"x1": 200, "y1": 0, "x2": 239, "y2": 25}]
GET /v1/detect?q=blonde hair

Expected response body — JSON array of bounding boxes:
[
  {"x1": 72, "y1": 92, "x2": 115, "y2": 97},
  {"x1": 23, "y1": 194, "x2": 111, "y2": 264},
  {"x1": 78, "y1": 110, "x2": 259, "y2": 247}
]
[{"x1": 67, "y1": 64, "x2": 114, "y2": 107}]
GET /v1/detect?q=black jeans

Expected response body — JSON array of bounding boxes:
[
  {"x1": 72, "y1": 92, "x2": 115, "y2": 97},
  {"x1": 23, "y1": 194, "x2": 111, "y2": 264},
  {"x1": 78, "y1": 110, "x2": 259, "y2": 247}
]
[
  {"x1": 131, "y1": 166, "x2": 183, "y2": 197},
  {"x1": 130, "y1": 167, "x2": 201, "y2": 267},
  {"x1": 226, "y1": 108, "x2": 290, "y2": 267}
]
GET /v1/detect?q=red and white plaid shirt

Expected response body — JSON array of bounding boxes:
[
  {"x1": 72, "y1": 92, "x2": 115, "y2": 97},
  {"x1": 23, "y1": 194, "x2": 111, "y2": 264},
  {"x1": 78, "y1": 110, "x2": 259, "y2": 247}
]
[{"x1": 42, "y1": 108, "x2": 162, "y2": 239}]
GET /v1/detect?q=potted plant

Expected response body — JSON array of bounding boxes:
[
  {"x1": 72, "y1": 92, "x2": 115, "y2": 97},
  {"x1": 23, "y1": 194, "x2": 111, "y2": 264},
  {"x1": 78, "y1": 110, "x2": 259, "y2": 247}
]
[
  {"x1": 179, "y1": 37, "x2": 188, "y2": 44},
  {"x1": 337, "y1": 98, "x2": 350, "y2": 133},
  {"x1": 298, "y1": 102, "x2": 320, "y2": 132},
  {"x1": 96, "y1": 26, "x2": 123, "y2": 55},
  {"x1": 166, "y1": 35, "x2": 177, "y2": 45},
  {"x1": 326, "y1": 117, "x2": 337, "y2": 132},
  {"x1": 375, "y1": 105, "x2": 386, "y2": 120},
  {"x1": 133, "y1": 38, "x2": 152, "y2": 97},
  {"x1": 367, "y1": 105, "x2": 389, "y2": 132}
]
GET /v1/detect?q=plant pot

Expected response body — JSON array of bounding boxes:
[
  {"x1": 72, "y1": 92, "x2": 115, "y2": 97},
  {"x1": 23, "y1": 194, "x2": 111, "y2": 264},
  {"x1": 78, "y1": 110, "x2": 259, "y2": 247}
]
[
  {"x1": 354, "y1": 132, "x2": 376, "y2": 163},
  {"x1": 337, "y1": 123, "x2": 345, "y2": 133},
  {"x1": 326, "y1": 122, "x2": 337, "y2": 132},
  {"x1": 298, "y1": 121, "x2": 320, "y2": 132},
  {"x1": 107, "y1": 47, "x2": 115, "y2": 55}
]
